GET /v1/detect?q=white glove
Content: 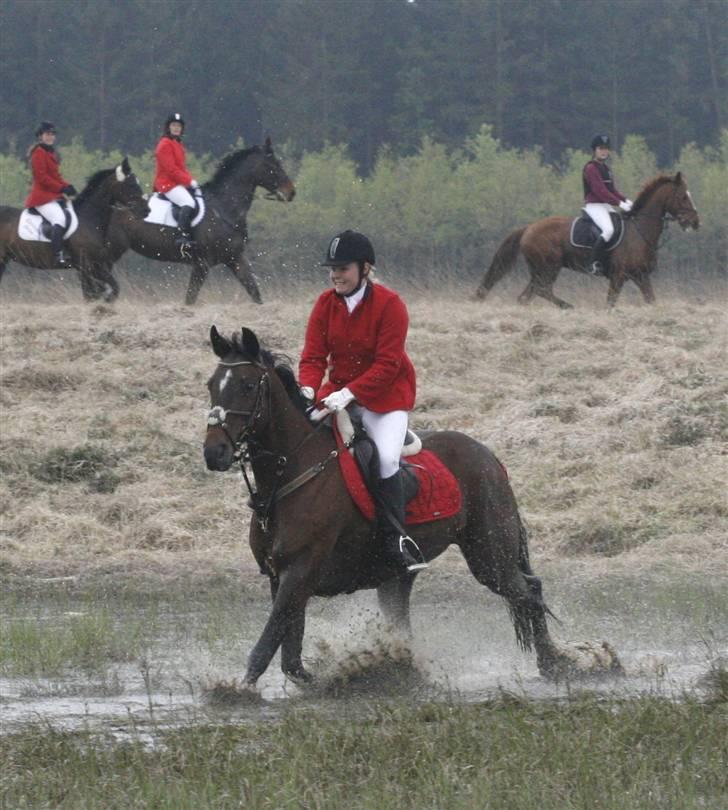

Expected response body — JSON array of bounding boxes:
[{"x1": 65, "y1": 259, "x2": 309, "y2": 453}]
[
  {"x1": 322, "y1": 387, "x2": 355, "y2": 412},
  {"x1": 190, "y1": 179, "x2": 199, "y2": 189},
  {"x1": 300, "y1": 386, "x2": 315, "y2": 403},
  {"x1": 619, "y1": 199, "x2": 632, "y2": 212}
]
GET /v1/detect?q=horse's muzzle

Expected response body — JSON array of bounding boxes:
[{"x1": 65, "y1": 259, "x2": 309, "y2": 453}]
[{"x1": 204, "y1": 441, "x2": 233, "y2": 471}]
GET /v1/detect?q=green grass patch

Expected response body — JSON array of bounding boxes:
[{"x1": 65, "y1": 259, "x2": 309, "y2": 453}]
[{"x1": 0, "y1": 695, "x2": 725, "y2": 809}]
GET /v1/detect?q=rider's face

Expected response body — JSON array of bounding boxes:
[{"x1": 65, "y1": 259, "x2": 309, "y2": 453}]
[
  {"x1": 594, "y1": 145, "x2": 610, "y2": 160},
  {"x1": 169, "y1": 122, "x2": 183, "y2": 136},
  {"x1": 330, "y1": 262, "x2": 366, "y2": 295},
  {"x1": 40, "y1": 131, "x2": 56, "y2": 145}
]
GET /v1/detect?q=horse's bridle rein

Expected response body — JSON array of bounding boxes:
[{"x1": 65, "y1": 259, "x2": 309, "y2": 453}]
[{"x1": 206, "y1": 359, "x2": 344, "y2": 532}]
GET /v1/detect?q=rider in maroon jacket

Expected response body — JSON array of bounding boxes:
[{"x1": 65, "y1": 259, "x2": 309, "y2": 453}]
[
  {"x1": 583, "y1": 134, "x2": 633, "y2": 275},
  {"x1": 300, "y1": 230, "x2": 427, "y2": 574},
  {"x1": 25, "y1": 122, "x2": 77, "y2": 267}
]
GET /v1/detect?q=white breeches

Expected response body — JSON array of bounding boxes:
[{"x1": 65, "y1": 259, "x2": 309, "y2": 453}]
[
  {"x1": 35, "y1": 200, "x2": 66, "y2": 227},
  {"x1": 583, "y1": 203, "x2": 615, "y2": 241},
  {"x1": 164, "y1": 185, "x2": 195, "y2": 208},
  {"x1": 351, "y1": 405, "x2": 409, "y2": 479}
]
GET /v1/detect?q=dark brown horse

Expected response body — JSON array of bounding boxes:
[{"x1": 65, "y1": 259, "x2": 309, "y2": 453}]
[
  {"x1": 475, "y1": 173, "x2": 699, "y2": 309},
  {"x1": 104, "y1": 139, "x2": 295, "y2": 305},
  {"x1": 0, "y1": 158, "x2": 148, "y2": 301},
  {"x1": 203, "y1": 326, "x2": 621, "y2": 690}
]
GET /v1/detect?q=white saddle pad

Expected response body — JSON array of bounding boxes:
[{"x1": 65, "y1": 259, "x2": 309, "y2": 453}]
[
  {"x1": 18, "y1": 204, "x2": 79, "y2": 242},
  {"x1": 144, "y1": 189, "x2": 205, "y2": 227}
]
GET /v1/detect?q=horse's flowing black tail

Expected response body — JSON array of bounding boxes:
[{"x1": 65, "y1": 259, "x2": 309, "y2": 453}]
[{"x1": 475, "y1": 226, "x2": 526, "y2": 299}]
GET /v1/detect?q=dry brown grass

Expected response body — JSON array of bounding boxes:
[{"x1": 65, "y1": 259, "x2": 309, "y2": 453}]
[{"x1": 0, "y1": 269, "x2": 726, "y2": 581}]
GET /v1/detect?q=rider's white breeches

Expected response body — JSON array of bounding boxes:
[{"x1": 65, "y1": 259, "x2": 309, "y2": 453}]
[
  {"x1": 351, "y1": 406, "x2": 409, "y2": 479},
  {"x1": 584, "y1": 203, "x2": 615, "y2": 241},
  {"x1": 164, "y1": 185, "x2": 195, "y2": 208},
  {"x1": 35, "y1": 201, "x2": 66, "y2": 227}
]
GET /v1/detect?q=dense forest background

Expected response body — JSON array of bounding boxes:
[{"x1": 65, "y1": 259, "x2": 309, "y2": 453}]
[
  {"x1": 0, "y1": 0, "x2": 725, "y2": 283},
  {"x1": 1, "y1": 0, "x2": 725, "y2": 168}
]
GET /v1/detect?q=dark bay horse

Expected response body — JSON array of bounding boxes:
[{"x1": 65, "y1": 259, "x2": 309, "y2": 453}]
[
  {"x1": 475, "y1": 173, "x2": 699, "y2": 309},
  {"x1": 203, "y1": 326, "x2": 621, "y2": 690},
  {"x1": 0, "y1": 158, "x2": 147, "y2": 301},
  {"x1": 104, "y1": 138, "x2": 295, "y2": 305}
]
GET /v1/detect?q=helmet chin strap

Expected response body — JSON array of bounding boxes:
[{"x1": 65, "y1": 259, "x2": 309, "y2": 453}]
[{"x1": 338, "y1": 268, "x2": 369, "y2": 298}]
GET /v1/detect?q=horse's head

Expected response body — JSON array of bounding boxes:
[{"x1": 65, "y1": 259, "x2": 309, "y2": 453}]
[
  {"x1": 665, "y1": 172, "x2": 699, "y2": 231},
  {"x1": 204, "y1": 325, "x2": 269, "y2": 471},
  {"x1": 255, "y1": 137, "x2": 296, "y2": 202},
  {"x1": 112, "y1": 157, "x2": 150, "y2": 217}
]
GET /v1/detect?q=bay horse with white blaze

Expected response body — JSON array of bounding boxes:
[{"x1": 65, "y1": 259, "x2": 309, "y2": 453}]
[
  {"x1": 104, "y1": 139, "x2": 295, "y2": 305},
  {"x1": 203, "y1": 326, "x2": 622, "y2": 690},
  {"x1": 475, "y1": 173, "x2": 699, "y2": 309},
  {"x1": 0, "y1": 158, "x2": 147, "y2": 302}
]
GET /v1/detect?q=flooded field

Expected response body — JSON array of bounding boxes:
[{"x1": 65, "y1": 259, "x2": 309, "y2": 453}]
[{"x1": 3, "y1": 555, "x2": 725, "y2": 736}]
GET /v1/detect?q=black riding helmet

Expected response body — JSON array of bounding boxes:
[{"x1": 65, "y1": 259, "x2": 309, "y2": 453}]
[
  {"x1": 591, "y1": 134, "x2": 611, "y2": 150},
  {"x1": 164, "y1": 112, "x2": 185, "y2": 135},
  {"x1": 36, "y1": 121, "x2": 57, "y2": 138},
  {"x1": 321, "y1": 230, "x2": 375, "y2": 267}
]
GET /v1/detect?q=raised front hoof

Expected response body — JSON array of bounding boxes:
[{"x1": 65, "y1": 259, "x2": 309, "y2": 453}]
[
  {"x1": 202, "y1": 679, "x2": 263, "y2": 706},
  {"x1": 539, "y1": 640, "x2": 624, "y2": 682},
  {"x1": 283, "y1": 665, "x2": 315, "y2": 687}
]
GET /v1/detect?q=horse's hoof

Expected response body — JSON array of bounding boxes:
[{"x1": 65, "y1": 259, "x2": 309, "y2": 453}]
[
  {"x1": 284, "y1": 666, "x2": 315, "y2": 686},
  {"x1": 541, "y1": 640, "x2": 624, "y2": 681}
]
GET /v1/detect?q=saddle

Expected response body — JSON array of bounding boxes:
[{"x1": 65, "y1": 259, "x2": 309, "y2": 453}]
[
  {"x1": 18, "y1": 201, "x2": 79, "y2": 242},
  {"x1": 144, "y1": 186, "x2": 206, "y2": 228},
  {"x1": 332, "y1": 412, "x2": 462, "y2": 526},
  {"x1": 570, "y1": 210, "x2": 624, "y2": 251}
]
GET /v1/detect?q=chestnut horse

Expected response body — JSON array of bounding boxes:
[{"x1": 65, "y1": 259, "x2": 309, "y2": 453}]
[
  {"x1": 103, "y1": 139, "x2": 295, "y2": 306},
  {"x1": 475, "y1": 173, "x2": 699, "y2": 309},
  {"x1": 0, "y1": 158, "x2": 147, "y2": 302},
  {"x1": 203, "y1": 326, "x2": 621, "y2": 690}
]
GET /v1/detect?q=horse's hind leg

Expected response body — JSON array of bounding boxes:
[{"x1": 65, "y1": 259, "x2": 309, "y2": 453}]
[
  {"x1": 517, "y1": 278, "x2": 536, "y2": 305},
  {"x1": 377, "y1": 575, "x2": 416, "y2": 636},
  {"x1": 226, "y1": 253, "x2": 262, "y2": 304}
]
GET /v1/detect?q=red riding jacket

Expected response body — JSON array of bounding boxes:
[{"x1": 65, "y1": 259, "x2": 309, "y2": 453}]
[
  {"x1": 25, "y1": 145, "x2": 70, "y2": 207},
  {"x1": 153, "y1": 135, "x2": 193, "y2": 192},
  {"x1": 299, "y1": 282, "x2": 416, "y2": 412}
]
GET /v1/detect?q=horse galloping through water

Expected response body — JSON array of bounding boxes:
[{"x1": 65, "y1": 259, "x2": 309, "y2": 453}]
[
  {"x1": 203, "y1": 326, "x2": 622, "y2": 690},
  {"x1": 104, "y1": 138, "x2": 295, "y2": 306},
  {"x1": 0, "y1": 158, "x2": 148, "y2": 302},
  {"x1": 475, "y1": 173, "x2": 699, "y2": 309}
]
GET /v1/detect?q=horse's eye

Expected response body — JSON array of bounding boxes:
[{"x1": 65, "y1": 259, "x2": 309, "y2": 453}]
[{"x1": 241, "y1": 381, "x2": 256, "y2": 393}]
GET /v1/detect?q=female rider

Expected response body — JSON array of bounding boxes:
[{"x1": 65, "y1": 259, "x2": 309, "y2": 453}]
[
  {"x1": 153, "y1": 112, "x2": 199, "y2": 253},
  {"x1": 583, "y1": 134, "x2": 633, "y2": 275},
  {"x1": 25, "y1": 121, "x2": 77, "y2": 267},
  {"x1": 299, "y1": 230, "x2": 427, "y2": 574}
]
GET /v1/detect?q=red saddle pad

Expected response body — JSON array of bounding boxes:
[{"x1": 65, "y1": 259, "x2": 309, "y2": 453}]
[{"x1": 334, "y1": 427, "x2": 462, "y2": 525}]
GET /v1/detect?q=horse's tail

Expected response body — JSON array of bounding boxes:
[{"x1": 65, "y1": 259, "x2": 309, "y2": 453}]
[
  {"x1": 474, "y1": 226, "x2": 526, "y2": 300},
  {"x1": 508, "y1": 517, "x2": 559, "y2": 652}
]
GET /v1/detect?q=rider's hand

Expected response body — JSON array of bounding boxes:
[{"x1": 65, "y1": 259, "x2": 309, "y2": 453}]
[
  {"x1": 300, "y1": 385, "x2": 315, "y2": 404},
  {"x1": 619, "y1": 199, "x2": 632, "y2": 212},
  {"x1": 322, "y1": 387, "x2": 355, "y2": 412},
  {"x1": 62, "y1": 185, "x2": 78, "y2": 197},
  {"x1": 190, "y1": 179, "x2": 199, "y2": 189}
]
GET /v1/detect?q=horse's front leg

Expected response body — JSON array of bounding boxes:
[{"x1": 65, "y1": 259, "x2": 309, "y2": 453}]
[
  {"x1": 606, "y1": 272, "x2": 626, "y2": 308},
  {"x1": 245, "y1": 554, "x2": 317, "y2": 687},
  {"x1": 185, "y1": 257, "x2": 210, "y2": 305},
  {"x1": 269, "y1": 576, "x2": 314, "y2": 685},
  {"x1": 632, "y1": 272, "x2": 656, "y2": 304},
  {"x1": 377, "y1": 575, "x2": 416, "y2": 636},
  {"x1": 226, "y1": 252, "x2": 262, "y2": 304}
]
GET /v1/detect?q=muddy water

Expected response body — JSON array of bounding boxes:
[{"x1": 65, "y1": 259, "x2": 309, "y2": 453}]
[{"x1": 1, "y1": 560, "x2": 726, "y2": 735}]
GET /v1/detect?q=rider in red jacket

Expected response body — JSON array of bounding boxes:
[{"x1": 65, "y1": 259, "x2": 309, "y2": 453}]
[
  {"x1": 25, "y1": 122, "x2": 77, "y2": 267},
  {"x1": 153, "y1": 113, "x2": 198, "y2": 253},
  {"x1": 300, "y1": 230, "x2": 426, "y2": 575}
]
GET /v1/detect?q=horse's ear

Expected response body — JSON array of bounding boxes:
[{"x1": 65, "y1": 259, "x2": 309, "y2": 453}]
[
  {"x1": 121, "y1": 156, "x2": 131, "y2": 175},
  {"x1": 673, "y1": 171, "x2": 682, "y2": 185},
  {"x1": 241, "y1": 327, "x2": 260, "y2": 360},
  {"x1": 264, "y1": 135, "x2": 273, "y2": 154},
  {"x1": 210, "y1": 325, "x2": 231, "y2": 358}
]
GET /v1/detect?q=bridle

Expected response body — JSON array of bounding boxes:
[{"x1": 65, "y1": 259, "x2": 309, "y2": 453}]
[
  {"x1": 627, "y1": 185, "x2": 695, "y2": 250},
  {"x1": 206, "y1": 360, "x2": 269, "y2": 454}
]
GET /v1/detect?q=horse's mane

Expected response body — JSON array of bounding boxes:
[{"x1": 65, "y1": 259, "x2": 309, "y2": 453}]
[
  {"x1": 230, "y1": 333, "x2": 309, "y2": 414},
  {"x1": 74, "y1": 168, "x2": 115, "y2": 207},
  {"x1": 204, "y1": 146, "x2": 263, "y2": 191},
  {"x1": 631, "y1": 174, "x2": 675, "y2": 215}
]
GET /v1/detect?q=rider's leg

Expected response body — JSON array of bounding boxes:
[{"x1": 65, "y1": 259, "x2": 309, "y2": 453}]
[
  {"x1": 362, "y1": 408, "x2": 428, "y2": 574},
  {"x1": 36, "y1": 201, "x2": 69, "y2": 266},
  {"x1": 164, "y1": 185, "x2": 196, "y2": 248},
  {"x1": 583, "y1": 203, "x2": 614, "y2": 275}
]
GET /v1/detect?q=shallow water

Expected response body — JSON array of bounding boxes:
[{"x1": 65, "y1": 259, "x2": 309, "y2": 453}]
[{"x1": 1, "y1": 561, "x2": 725, "y2": 735}]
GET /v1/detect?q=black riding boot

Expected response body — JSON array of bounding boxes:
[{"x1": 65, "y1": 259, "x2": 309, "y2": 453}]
[
  {"x1": 175, "y1": 205, "x2": 196, "y2": 254},
  {"x1": 585, "y1": 236, "x2": 609, "y2": 276},
  {"x1": 376, "y1": 471, "x2": 428, "y2": 575},
  {"x1": 50, "y1": 224, "x2": 69, "y2": 268}
]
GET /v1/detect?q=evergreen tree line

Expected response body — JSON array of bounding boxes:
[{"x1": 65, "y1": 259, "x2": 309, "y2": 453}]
[
  {"x1": 0, "y1": 0, "x2": 725, "y2": 171},
  {"x1": 0, "y1": 128, "x2": 724, "y2": 280}
]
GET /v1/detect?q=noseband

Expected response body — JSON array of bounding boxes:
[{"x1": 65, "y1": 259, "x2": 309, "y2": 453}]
[{"x1": 206, "y1": 360, "x2": 269, "y2": 452}]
